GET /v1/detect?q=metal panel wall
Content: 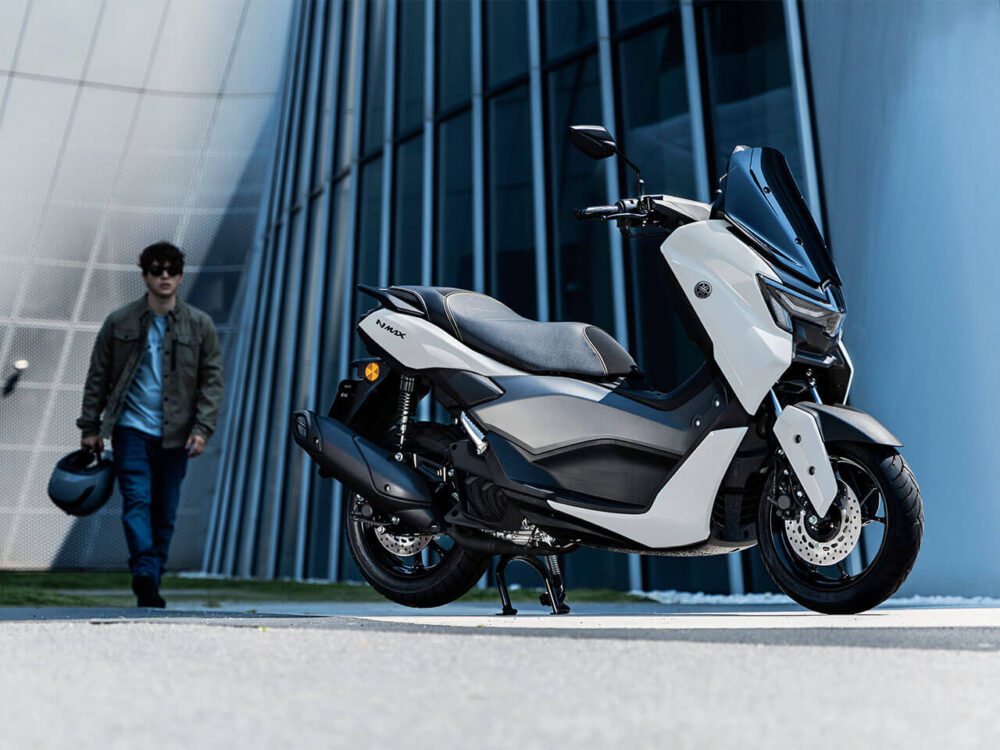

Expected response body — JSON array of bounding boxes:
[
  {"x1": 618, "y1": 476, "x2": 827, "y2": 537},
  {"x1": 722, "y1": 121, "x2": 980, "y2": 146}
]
[{"x1": 0, "y1": 0, "x2": 293, "y2": 570}]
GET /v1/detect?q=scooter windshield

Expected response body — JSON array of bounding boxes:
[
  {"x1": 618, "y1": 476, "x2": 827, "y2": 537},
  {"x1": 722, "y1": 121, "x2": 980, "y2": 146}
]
[{"x1": 721, "y1": 146, "x2": 839, "y2": 289}]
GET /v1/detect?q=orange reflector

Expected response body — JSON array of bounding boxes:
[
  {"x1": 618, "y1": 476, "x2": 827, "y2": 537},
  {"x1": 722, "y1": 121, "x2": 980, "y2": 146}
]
[{"x1": 364, "y1": 362, "x2": 380, "y2": 382}]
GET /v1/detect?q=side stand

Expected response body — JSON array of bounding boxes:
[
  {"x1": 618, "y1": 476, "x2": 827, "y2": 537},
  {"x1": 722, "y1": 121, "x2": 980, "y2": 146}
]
[{"x1": 495, "y1": 554, "x2": 570, "y2": 616}]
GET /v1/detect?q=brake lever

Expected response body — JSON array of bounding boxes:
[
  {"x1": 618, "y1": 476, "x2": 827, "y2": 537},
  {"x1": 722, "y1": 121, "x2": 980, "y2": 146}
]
[{"x1": 601, "y1": 212, "x2": 647, "y2": 222}]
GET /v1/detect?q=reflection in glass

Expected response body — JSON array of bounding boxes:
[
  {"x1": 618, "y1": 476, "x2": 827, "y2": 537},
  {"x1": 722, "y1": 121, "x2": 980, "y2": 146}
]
[
  {"x1": 486, "y1": 0, "x2": 528, "y2": 88},
  {"x1": 617, "y1": 17, "x2": 702, "y2": 392},
  {"x1": 544, "y1": 0, "x2": 595, "y2": 60},
  {"x1": 546, "y1": 56, "x2": 612, "y2": 332},
  {"x1": 436, "y1": 113, "x2": 473, "y2": 289},
  {"x1": 353, "y1": 157, "x2": 383, "y2": 357},
  {"x1": 613, "y1": 0, "x2": 677, "y2": 31},
  {"x1": 396, "y1": 0, "x2": 425, "y2": 135},
  {"x1": 700, "y1": 1, "x2": 802, "y2": 183},
  {"x1": 362, "y1": 0, "x2": 387, "y2": 155},
  {"x1": 488, "y1": 86, "x2": 536, "y2": 318},
  {"x1": 617, "y1": 18, "x2": 693, "y2": 200},
  {"x1": 392, "y1": 136, "x2": 424, "y2": 285},
  {"x1": 437, "y1": 0, "x2": 471, "y2": 113}
]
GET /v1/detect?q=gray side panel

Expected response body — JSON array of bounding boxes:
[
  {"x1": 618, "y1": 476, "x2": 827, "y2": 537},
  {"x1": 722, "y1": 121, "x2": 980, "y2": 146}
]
[{"x1": 471, "y1": 375, "x2": 725, "y2": 455}]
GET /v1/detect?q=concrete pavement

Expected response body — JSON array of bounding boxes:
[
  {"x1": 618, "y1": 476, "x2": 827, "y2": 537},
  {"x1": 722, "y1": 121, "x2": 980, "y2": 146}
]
[{"x1": 1, "y1": 601, "x2": 999, "y2": 748}]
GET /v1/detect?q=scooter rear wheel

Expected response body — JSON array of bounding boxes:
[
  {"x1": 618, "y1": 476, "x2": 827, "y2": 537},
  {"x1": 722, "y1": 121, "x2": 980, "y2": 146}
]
[
  {"x1": 756, "y1": 442, "x2": 923, "y2": 615},
  {"x1": 344, "y1": 493, "x2": 490, "y2": 608}
]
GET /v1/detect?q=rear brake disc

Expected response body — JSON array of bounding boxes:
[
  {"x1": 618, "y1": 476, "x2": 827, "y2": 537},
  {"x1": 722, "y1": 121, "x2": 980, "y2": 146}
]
[{"x1": 373, "y1": 526, "x2": 434, "y2": 556}]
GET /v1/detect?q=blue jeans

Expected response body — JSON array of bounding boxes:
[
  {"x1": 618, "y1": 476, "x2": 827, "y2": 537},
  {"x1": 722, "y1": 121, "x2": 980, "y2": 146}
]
[{"x1": 112, "y1": 426, "x2": 188, "y2": 581}]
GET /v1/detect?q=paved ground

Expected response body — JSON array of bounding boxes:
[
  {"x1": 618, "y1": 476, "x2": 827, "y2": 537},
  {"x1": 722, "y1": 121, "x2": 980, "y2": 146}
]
[{"x1": 2, "y1": 600, "x2": 999, "y2": 749}]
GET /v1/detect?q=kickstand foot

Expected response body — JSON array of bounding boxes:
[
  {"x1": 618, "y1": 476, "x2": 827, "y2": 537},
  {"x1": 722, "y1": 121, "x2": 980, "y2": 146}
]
[{"x1": 494, "y1": 554, "x2": 570, "y2": 615}]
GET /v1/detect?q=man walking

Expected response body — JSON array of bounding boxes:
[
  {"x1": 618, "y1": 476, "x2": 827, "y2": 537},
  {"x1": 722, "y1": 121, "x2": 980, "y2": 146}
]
[{"x1": 77, "y1": 242, "x2": 223, "y2": 607}]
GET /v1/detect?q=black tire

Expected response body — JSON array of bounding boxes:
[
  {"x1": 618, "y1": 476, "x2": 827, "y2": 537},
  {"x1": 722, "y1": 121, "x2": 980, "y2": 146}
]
[
  {"x1": 344, "y1": 422, "x2": 490, "y2": 609},
  {"x1": 757, "y1": 441, "x2": 923, "y2": 615},
  {"x1": 344, "y1": 499, "x2": 490, "y2": 608}
]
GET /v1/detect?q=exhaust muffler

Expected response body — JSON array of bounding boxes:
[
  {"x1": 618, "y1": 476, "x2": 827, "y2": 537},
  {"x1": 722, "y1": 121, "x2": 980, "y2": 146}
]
[{"x1": 291, "y1": 410, "x2": 436, "y2": 528}]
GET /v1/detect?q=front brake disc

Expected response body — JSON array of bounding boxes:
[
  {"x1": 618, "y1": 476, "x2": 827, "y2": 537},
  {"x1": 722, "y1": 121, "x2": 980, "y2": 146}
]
[{"x1": 783, "y1": 481, "x2": 862, "y2": 566}]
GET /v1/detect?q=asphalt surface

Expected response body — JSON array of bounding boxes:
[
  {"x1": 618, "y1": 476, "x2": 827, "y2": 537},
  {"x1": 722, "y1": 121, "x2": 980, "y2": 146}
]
[{"x1": 2, "y1": 601, "x2": 999, "y2": 749}]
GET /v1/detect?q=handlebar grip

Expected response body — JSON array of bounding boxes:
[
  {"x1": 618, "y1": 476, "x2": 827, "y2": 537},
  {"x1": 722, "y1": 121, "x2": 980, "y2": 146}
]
[{"x1": 573, "y1": 205, "x2": 618, "y2": 220}]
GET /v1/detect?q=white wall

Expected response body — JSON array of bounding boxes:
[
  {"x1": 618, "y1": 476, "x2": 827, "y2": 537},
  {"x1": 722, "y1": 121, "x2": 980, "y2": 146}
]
[
  {"x1": 0, "y1": 0, "x2": 293, "y2": 569},
  {"x1": 804, "y1": 0, "x2": 1000, "y2": 594}
]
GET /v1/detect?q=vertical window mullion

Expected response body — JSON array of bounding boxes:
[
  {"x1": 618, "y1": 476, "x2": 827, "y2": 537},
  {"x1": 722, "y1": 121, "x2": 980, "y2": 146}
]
[
  {"x1": 680, "y1": 0, "x2": 711, "y2": 203},
  {"x1": 782, "y1": 0, "x2": 823, "y2": 235},
  {"x1": 471, "y1": 0, "x2": 486, "y2": 292},
  {"x1": 527, "y1": 0, "x2": 549, "y2": 321},
  {"x1": 420, "y1": 0, "x2": 435, "y2": 287},
  {"x1": 378, "y1": 0, "x2": 397, "y2": 286}
]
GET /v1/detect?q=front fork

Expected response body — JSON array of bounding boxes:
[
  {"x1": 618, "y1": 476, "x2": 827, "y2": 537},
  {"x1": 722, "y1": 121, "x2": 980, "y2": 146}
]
[{"x1": 768, "y1": 378, "x2": 839, "y2": 519}]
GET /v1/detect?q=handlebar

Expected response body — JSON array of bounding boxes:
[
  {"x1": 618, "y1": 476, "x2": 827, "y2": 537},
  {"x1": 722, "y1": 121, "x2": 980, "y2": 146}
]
[{"x1": 573, "y1": 205, "x2": 618, "y2": 220}]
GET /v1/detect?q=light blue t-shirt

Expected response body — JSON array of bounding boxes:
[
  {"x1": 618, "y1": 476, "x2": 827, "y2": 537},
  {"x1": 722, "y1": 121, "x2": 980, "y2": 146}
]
[{"x1": 119, "y1": 314, "x2": 167, "y2": 437}]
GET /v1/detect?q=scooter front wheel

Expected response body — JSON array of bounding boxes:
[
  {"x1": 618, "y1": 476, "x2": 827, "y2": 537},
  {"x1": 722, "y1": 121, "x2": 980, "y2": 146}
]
[{"x1": 756, "y1": 442, "x2": 923, "y2": 615}]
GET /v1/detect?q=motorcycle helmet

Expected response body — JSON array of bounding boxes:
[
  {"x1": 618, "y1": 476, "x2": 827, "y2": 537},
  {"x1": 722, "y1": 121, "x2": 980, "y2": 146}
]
[{"x1": 48, "y1": 450, "x2": 115, "y2": 517}]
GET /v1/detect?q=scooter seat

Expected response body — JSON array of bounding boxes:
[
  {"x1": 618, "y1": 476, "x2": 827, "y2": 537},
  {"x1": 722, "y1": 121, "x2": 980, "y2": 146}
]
[{"x1": 389, "y1": 286, "x2": 636, "y2": 379}]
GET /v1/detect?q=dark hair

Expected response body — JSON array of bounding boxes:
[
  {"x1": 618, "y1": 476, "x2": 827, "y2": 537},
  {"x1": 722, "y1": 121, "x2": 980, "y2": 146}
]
[{"x1": 138, "y1": 242, "x2": 185, "y2": 274}]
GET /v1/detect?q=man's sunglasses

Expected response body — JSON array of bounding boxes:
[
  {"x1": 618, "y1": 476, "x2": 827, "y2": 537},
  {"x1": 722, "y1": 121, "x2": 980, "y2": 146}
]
[{"x1": 146, "y1": 263, "x2": 183, "y2": 277}]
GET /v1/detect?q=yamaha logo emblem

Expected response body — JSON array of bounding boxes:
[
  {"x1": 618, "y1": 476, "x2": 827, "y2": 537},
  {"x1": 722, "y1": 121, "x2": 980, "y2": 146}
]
[{"x1": 694, "y1": 281, "x2": 712, "y2": 299}]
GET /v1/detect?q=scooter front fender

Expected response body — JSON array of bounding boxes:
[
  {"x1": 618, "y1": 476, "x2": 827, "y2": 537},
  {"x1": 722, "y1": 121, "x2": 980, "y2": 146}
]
[
  {"x1": 773, "y1": 403, "x2": 902, "y2": 518},
  {"x1": 797, "y1": 403, "x2": 902, "y2": 447}
]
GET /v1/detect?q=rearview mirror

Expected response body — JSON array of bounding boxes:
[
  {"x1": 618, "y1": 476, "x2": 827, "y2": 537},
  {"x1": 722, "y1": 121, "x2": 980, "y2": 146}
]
[{"x1": 569, "y1": 125, "x2": 618, "y2": 160}]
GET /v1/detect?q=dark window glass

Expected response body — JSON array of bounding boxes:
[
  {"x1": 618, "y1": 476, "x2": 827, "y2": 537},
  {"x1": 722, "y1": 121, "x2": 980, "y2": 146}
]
[
  {"x1": 353, "y1": 157, "x2": 383, "y2": 357},
  {"x1": 396, "y1": 0, "x2": 425, "y2": 134},
  {"x1": 544, "y1": 0, "x2": 595, "y2": 61},
  {"x1": 437, "y1": 0, "x2": 471, "y2": 113},
  {"x1": 486, "y1": 0, "x2": 528, "y2": 88},
  {"x1": 488, "y1": 85, "x2": 535, "y2": 318},
  {"x1": 644, "y1": 557, "x2": 731, "y2": 594},
  {"x1": 391, "y1": 136, "x2": 424, "y2": 285},
  {"x1": 335, "y1": 0, "x2": 360, "y2": 172},
  {"x1": 319, "y1": 179, "x2": 350, "y2": 405},
  {"x1": 546, "y1": 55, "x2": 612, "y2": 332},
  {"x1": 362, "y1": 0, "x2": 387, "y2": 155},
  {"x1": 700, "y1": 1, "x2": 802, "y2": 183},
  {"x1": 613, "y1": 0, "x2": 677, "y2": 31},
  {"x1": 435, "y1": 112, "x2": 473, "y2": 289},
  {"x1": 618, "y1": 19, "x2": 693, "y2": 200},
  {"x1": 618, "y1": 20, "x2": 702, "y2": 391},
  {"x1": 564, "y1": 549, "x2": 630, "y2": 591}
]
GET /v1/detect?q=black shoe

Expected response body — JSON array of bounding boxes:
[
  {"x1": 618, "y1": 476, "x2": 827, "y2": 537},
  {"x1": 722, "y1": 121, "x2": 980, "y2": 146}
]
[{"x1": 132, "y1": 575, "x2": 166, "y2": 608}]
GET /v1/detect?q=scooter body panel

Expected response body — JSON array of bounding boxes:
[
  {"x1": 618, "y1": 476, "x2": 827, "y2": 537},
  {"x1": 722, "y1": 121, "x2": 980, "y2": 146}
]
[
  {"x1": 358, "y1": 311, "x2": 522, "y2": 377},
  {"x1": 547, "y1": 426, "x2": 748, "y2": 548},
  {"x1": 471, "y1": 374, "x2": 725, "y2": 456},
  {"x1": 663, "y1": 220, "x2": 793, "y2": 413}
]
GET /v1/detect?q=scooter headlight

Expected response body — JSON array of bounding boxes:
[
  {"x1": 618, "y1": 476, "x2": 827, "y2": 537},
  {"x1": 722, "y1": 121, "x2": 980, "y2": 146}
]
[{"x1": 758, "y1": 277, "x2": 845, "y2": 338}]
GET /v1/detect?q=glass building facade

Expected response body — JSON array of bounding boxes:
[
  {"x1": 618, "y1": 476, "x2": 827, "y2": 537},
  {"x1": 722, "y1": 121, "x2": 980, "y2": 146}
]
[{"x1": 205, "y1": 0, "x2": 823, "y2": 593}]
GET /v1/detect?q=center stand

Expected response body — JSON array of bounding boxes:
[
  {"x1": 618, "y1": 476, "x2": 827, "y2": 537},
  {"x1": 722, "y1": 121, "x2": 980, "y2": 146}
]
[{"x1": 495, "y1": 554, "x2": 571, "y2": 615}]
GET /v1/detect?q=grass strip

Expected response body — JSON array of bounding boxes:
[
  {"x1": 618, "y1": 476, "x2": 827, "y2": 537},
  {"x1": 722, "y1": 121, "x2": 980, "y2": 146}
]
[{"x1": 0, "y1": 571, "x2": 652, "y2": 607}]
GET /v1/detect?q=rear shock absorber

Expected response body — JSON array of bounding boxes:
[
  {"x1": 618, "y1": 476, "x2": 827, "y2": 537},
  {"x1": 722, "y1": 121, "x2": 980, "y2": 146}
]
[{"x1": 397, "y1": 375, "x2": 417, "y2": 449}]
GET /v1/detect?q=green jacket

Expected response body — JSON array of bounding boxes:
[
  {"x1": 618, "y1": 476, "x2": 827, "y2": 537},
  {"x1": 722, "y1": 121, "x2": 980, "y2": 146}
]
[{"x1": 77, "y1": 297, "x2": 224, "y2": 449}]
